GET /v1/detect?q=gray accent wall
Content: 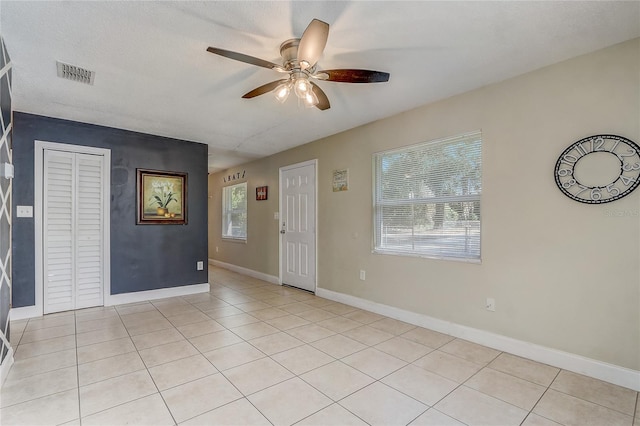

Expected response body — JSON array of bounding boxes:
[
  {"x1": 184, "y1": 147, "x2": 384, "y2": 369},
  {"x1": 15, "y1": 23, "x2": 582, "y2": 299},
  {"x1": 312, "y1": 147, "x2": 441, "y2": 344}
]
[{"x1": 12, "y1": 112, "x2": 208, "y2": 308}]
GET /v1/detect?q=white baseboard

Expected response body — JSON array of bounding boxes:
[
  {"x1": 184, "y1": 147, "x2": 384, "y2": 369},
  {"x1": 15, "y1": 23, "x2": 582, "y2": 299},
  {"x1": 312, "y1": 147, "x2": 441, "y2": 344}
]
[
  {"x1": 209, "y1": 259, "x2": 280, "y2": 285},
  {"x1": 316, "y1": 287, "x2": 640, "y2": 392},
  {"x1": 9, "y1": 305, "x2": 42, "y2": 321},
  {"x1": 0, "y1": 347, "x2": 14, "y2": 389},
  {"x1": 11, "y1": 284, "x2": 210, "y2": 320},
  {"x1": 106, "y1": 283, "x2": 210, "y2": 306}
]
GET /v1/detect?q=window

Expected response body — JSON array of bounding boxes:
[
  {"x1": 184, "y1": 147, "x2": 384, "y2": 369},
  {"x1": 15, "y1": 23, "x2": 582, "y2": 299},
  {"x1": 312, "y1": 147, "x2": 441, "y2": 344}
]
[
  {"x1": 222, "y1": 182, "x2": 247, "y2": 240},
  {"x1": 373, "y1": 131, "x2": 482, "y2": 261}
]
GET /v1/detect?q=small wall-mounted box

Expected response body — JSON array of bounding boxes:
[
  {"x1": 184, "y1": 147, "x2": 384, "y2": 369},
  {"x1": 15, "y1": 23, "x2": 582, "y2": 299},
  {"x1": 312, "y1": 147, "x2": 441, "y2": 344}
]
[
  {"x1": 0, "y1": 163, "x2": 14, "y2": 179},
  {"x1": 17, "y1": 206, "x2": 33, "y2": 218}
]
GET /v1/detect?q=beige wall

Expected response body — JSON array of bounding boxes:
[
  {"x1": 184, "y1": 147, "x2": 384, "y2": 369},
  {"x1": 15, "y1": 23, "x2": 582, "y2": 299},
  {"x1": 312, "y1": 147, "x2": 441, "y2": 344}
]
[{"x1": 209, "y1": 39, "x2": 640, "y2": 370}]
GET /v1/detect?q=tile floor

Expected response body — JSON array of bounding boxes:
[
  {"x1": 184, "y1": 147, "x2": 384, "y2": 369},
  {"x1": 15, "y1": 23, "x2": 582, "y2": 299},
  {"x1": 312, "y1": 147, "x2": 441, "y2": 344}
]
[{"x1": 1, "y1": 266, "x2": 638, "y2": 425}]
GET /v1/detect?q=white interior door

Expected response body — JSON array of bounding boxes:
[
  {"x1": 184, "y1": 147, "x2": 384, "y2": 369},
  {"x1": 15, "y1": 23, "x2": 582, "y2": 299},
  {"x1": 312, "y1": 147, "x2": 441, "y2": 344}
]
[
  {"x1": 43, "y1": 149, "x2": 105, "y2": 313},
  {"x1": 280, "y1": 161, "x2": 317, "y2": 292}
]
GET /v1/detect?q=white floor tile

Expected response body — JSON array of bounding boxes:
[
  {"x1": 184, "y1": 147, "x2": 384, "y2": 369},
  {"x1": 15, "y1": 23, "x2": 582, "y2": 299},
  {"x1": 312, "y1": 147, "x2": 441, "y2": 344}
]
[
  {"x1": 435, "y1": 386, "x2": 528, "y2": 426},
  {"x1": 78, "y1": 351, "x2": 146, "y2": 386},
  {"x1": 149, "y1": 354, "x2": 218, "y2": 390},
  {"x1": 1, "y1": 366, "x2": 78, "y2": 408},
  {"x1": 249, "y1": 331, "x2": 304, "y2": 355},
  {"x1": 77, "y1": 337, "x2": 136, "y2": 364},
  {"x1": 180, "y1": 398, "x2": 271, "y2": 426},
  {"x1": 382, "y1": 364, "x2": 458, "y2": 406},
  {"x1": 248, "y1": 378, "x2": 332, "y2": 426},
  {"x1": 204, "y1": 341, "x2": 266, "y2": 371},
  {"x1": 0, "y1": 389, "x2": 79, "y2": 426},
  {"x1": 340, "y1": 381, "x2": 428, "y2": 425},
  {"x1": 311, "y1": 333, "x2": 367, "y2": 359},
  {"x1": 301, "y1": 361, "x2": 375, "y2": 401},
  {"x1": 296, "y1": 403, "x2": 369, "y2": 425},
  {"x1": 161, "y1": 374, "x2": 243, "y2": 423},
  {"x1": 6, "y1": 348, "x2": 76, "y2": 381},
  {"x1": 410, "y1": 408, "x2": 466, "y2": 426},
  {"x1": 81, "y1": 393, "x2": 174, "y2": 426},
  {"x1": 79, "y1": 370, "x2": 157, "y2": 417},
  {"x1": 464, "y1": 367, "x2": 546, "y2": 411},
  {"x1": 138, "y1": 340, "x2": 199, "y2": 368},
  {"x1": 532, "y1": 389, "x2": 633, "y2": 426},
  {"x1": 342, "y1": 347, "x2": 407, "y2": 379},
  {"x1": 271, "y1": 344, "x2": 335, "y2": 375},
  {"x1": 224, "y1": 357, "x2": 294, "y2": 395}
]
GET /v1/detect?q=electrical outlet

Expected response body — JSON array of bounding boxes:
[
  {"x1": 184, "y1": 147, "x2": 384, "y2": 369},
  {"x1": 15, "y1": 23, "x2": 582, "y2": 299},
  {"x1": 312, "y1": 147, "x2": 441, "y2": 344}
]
[
  {"x1": 197, "y1": 261, "x2": 204, "y2": 271},
  {"x1": 215, "y1": 246, "x2": 219, "y2": 252},
  {"x1": 486, "y1": 297, "x2": 496, "y2": 312},
  {"x1": 359, "y1": 270, "x2": 366, "y2": 281}
]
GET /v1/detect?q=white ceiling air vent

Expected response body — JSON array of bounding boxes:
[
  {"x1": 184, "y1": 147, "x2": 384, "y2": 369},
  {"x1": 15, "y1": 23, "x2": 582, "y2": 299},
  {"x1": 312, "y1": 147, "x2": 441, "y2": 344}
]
[{"x1": 56, "y1": 61, "x2": 95, "y2": 85}]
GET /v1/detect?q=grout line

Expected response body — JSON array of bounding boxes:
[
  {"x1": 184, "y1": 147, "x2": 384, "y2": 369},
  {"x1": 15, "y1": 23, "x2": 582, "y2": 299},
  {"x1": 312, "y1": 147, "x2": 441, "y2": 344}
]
[
  {"x1": 525, "y1": 368, "x2": 562, "y2": 425},
  {"x1": 113, "y1": 300, "x2": 179, "y2": 426}
]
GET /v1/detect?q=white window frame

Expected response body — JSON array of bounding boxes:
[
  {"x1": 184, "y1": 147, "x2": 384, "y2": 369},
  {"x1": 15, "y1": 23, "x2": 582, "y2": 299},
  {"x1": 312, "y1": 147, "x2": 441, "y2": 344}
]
[
  {"x1": 222, "y1": 181, "x2": 247, "y2": 241},
  {"x1": 373, "y1": 131, "x2": 482, "y2": 262}
]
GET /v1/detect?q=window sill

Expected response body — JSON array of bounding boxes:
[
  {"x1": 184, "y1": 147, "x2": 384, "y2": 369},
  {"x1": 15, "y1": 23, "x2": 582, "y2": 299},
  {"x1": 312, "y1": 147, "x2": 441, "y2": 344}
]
[
  {"x1": 222, "y1": 237, "x2": 247, "y2": 244},
  {"x1": 373, "y1": 248, "x2": 481, "y2": 264}
]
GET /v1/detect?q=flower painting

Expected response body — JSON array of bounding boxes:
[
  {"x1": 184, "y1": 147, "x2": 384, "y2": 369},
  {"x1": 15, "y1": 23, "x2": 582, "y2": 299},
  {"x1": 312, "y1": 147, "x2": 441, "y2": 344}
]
[{"x1": 137, "y1": 169, "x2": 187, "y2": 224}]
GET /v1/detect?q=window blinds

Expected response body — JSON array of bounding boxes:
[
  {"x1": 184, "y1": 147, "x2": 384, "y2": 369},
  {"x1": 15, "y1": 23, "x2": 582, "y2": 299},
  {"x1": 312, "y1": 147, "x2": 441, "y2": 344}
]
[{"x1": 373, "y1": 132, "x2": 482, "y2": 261}]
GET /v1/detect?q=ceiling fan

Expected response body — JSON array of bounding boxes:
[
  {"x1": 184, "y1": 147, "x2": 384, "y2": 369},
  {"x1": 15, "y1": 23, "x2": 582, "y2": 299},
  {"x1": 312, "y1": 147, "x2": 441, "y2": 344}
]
[{"x1": 207, "y1": 19, "x2": 390, "y2": 111}]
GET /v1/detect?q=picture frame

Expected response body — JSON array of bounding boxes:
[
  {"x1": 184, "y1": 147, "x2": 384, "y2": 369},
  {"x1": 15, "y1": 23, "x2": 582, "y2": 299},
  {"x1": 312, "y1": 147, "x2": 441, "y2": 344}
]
[
  {"x1": 332, "y1": 168, "x2": 349, "y2": 192},
  {"x1": 256, "y1": 185, "x2": 268, "y2": 201},
  {"x1": 137, "y1": 169, "x2": 187, "y2": 224}
]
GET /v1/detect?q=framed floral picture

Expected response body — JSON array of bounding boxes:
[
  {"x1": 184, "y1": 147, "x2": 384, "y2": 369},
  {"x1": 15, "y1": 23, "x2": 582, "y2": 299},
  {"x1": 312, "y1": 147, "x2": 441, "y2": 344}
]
[{"x1": 137, "y1": 169, "x2": 187, "y2": 224}]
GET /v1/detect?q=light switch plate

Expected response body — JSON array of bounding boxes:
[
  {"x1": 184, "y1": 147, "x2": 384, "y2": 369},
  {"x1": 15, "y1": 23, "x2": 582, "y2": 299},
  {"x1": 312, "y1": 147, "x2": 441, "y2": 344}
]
[
  {"x1": 17, "y1": 206, "x2": 33, "y2": 218},
  {"x1": 0, "y1": 163, "x2": 14, "y2": 179}
]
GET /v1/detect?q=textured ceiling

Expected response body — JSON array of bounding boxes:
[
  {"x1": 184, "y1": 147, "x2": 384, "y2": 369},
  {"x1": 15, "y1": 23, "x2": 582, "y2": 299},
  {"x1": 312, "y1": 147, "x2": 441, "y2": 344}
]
[{"x1": 2, "y1": 1, "x2": 639, "y2": 172}]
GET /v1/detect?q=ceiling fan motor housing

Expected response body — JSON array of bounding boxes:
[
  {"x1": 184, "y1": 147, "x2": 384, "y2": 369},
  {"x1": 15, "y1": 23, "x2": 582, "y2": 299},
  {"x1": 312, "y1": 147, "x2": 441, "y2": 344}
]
[{"x1": 280, "y1": 39, "x2": 302, "y2": 70}]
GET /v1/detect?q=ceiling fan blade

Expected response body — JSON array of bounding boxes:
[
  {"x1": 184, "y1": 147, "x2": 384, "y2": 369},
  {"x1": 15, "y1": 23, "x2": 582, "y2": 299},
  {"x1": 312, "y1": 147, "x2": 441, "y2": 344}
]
[
  {"x1": 297, "y1": 19, "x2": 329, "y2": 70},
  {"x1": 242, "y1": 79, "x2": 289, "y2": 99},
  {"x1": 323, "y1": 69, "x2": 390, "y2": 83},
  {"x1": 310, "y1": 82, "x2": 330, "y2": 111},
  {"x1": 207, "y1": 47, "x2": 285, "y2": 72}
]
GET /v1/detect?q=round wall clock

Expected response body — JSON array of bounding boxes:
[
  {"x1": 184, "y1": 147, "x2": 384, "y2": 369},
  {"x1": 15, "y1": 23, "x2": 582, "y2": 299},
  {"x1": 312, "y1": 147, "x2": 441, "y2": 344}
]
[{"x1": 554, "y1": 134, "x2": 640, "y2": 204}]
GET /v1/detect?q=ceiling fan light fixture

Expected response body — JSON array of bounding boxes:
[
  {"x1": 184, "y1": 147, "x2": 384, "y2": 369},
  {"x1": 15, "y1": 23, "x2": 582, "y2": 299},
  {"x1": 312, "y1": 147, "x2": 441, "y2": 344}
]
[
  {"x1": 293, "y1": 76, "x2": 312, "y2": 98},
  {"x1": 303, "y1": 90, "x2": 319, "y2": 108},
  {"x1": 274, "y1": 81, "x2": 291, "y2": 103}
]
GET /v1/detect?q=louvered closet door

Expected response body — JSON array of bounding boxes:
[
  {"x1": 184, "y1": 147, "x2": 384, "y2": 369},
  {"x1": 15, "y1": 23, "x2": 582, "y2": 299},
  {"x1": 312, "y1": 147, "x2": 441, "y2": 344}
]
[
  {"x1": 43, "y1": 150, "x2": 104, "y2": 313},
  {"x1": 75, "y1": 154, "x2": 104, "y2": 309},
  {"x1": 44, "y1": 151, "x2": 75, "y2": 313}
]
